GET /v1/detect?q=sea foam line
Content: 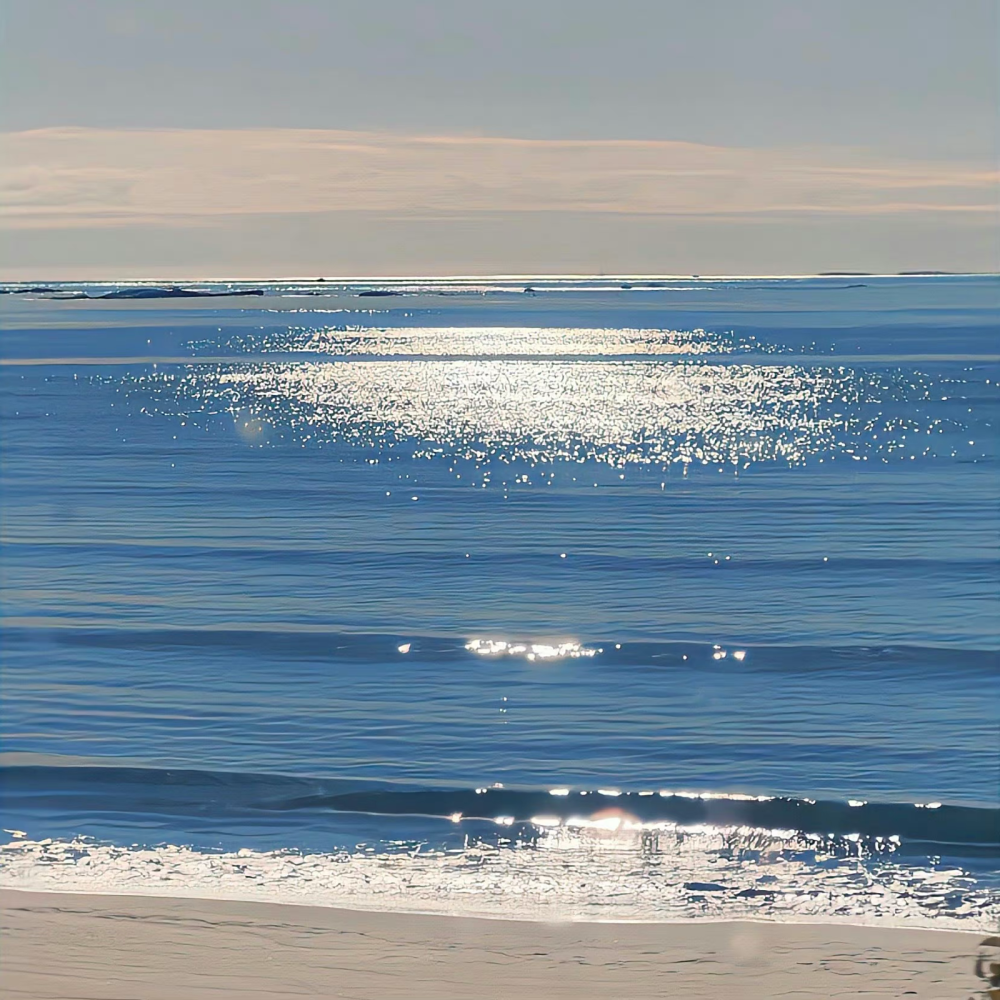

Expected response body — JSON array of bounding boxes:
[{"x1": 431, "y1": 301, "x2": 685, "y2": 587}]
[{"x1": 2, "y1": 832, "x2": 995, "y2": 931}]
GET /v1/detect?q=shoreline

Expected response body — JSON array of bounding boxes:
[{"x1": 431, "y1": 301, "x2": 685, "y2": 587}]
[
  {"x1": 4, "y1": 828, "x2": 996, "y2": 935},
  {"x1": 2, "y1": 888, "x2": 989, "y2": 999},
  {"x1": 2, "y1": 880, "x2": 994, "y2": 935}
]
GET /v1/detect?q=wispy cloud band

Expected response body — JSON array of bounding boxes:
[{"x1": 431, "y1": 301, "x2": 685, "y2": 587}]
[{"x1": 2, "y1": 127, "x2": 995, "y2": 230}]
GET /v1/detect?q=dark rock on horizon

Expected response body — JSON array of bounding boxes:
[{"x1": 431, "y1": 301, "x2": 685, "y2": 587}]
[{"x1": 96, "y1": 287, "x2": 265, "y2": 300}]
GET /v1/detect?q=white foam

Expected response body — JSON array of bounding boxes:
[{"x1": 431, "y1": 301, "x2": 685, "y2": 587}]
[{"x1": 1, "y1": 833, "x2": 995, "y2": 931}]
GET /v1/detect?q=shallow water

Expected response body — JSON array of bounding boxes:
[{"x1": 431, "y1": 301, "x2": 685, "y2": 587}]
[{"x1": 1, "y1": 275, "x2": 997, "y2": 926}]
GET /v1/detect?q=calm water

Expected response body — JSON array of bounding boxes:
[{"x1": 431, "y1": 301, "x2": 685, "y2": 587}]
[{"x1": 1, "y1": 275, "x2": 997, "y2": 925}]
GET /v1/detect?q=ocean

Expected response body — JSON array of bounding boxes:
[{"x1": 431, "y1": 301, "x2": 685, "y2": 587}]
[{"x1": 1, "y1": 274, "x2": 997, "y2": 927}]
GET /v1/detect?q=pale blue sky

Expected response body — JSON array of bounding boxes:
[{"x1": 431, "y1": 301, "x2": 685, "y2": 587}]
[{"x1": 1, "y1": 0, "x2": 996, "y2": 276}]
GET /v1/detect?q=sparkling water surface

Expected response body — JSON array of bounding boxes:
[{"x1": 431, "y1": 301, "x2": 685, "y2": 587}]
[{"x1": 1, "y1": 275, "x2": 997, "y2": 925}]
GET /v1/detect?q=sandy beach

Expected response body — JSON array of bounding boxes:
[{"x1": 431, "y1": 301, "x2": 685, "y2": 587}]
[{"x1": 1, "y1": 889, "x2": 988, "y2": 999}]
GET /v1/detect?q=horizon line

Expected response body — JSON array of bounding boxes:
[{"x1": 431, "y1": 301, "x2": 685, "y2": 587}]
[{"x1": 3, "y1": 271, "x2": 997, "y2": 284}]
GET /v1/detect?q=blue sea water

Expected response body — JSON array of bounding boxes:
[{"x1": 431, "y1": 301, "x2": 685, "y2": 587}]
[{"x1": 0, "y1": 275, "x2": 997, "y2": 925}]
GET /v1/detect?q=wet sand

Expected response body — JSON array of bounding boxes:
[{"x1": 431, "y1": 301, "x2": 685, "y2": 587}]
[{"x1": 0, "y1": 889, "x2": 987, "y2": 999}]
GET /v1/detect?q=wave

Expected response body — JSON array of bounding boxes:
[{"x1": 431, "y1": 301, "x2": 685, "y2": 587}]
[
  {"x1": 4, "y1": 764, "x2": 997, "y2": 928},
  {"x1": 8, "y1": 626, "x2": 996, "y2": 669},
  {"x1": 3, "y1": 765, "x2": 996, "y2": 853},
  {"x1": 2, "y1": 774, "x2": 997, "y2": 929}
]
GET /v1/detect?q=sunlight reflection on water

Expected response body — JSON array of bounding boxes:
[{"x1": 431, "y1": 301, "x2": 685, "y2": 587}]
[{"x1": 133, "y1": 352, "x2": 947, "y2": 471}]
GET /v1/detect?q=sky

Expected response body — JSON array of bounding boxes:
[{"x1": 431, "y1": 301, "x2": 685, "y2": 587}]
[{"x1": 1, "y1": 0, "x2": 997, "y2": 277}]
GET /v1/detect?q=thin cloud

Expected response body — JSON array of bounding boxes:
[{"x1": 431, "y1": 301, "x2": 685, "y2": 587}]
[{"x1": 1, "y1": 127, "x2": 995, "y2": 230}]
